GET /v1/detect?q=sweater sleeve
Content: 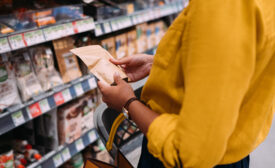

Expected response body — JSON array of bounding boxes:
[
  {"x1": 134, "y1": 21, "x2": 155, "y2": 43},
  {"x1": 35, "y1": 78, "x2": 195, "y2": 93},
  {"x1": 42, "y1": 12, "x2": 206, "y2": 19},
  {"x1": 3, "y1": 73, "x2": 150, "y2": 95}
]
[{"x1": 146, "y1": 0, "x2": 260, "y2": 167}]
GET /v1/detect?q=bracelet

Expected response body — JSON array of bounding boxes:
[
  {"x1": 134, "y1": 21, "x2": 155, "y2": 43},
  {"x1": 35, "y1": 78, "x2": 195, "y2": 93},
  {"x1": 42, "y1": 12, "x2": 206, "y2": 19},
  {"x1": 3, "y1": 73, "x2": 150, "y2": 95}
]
[{"x1": 124, "y1": 97, "x2": 139, "y2": 110}]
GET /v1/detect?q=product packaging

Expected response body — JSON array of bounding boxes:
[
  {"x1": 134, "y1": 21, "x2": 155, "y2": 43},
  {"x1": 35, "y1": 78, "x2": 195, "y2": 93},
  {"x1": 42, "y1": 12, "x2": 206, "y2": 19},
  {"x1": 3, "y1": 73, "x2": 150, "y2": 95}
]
[
  {"x1": 100, "y1": 37, "x2": 116, "y2": 58},
  {"x1": 33, "y1": 109, "x2": 59, "y2": 154},
  {"x1": 53, "y1": 37, "x2": 82, "y2": 83},
  {"x1": 154, "y1": 21, "x2": 167, "y2": 45},
  {"x1": 29, "y1": 47, "x2": 63, "y2": 91},
  {"x1": 136, "y1": 23, "x2": 148, "y2": 53},
  {"x1": 33, "y1": 9, "x2": 56, "y2": 27},
  {"x1": 115, "y1": 33, "x2": 128, "y2": 59},
  {"x1": 126, "y1": 30, "x2": 137, "y2": 56},
  {"x1": 0, "y1": 146, "x2": 14, "y2": 168},
  {"x1": 70, "y1": 153, "x2": 84, "y2": 168},
  {"x1": 146, "y1": 24, "x2": 156, "y2": 49},
  {"x1": 79, "y1": 91, "x2": 98, "y2": 134},
  {"x1": 11, "y1": 52, "x2": 43, "y2": 102},
  {"x1": 58, "y1": 101, "x2": 82, "y2": 145},
  {"x1": 70, "y1": 45, "x2": 128, "y2": 85},
  {"x1": 0, "y1": 55, "x2": 22, "y2": 112}
]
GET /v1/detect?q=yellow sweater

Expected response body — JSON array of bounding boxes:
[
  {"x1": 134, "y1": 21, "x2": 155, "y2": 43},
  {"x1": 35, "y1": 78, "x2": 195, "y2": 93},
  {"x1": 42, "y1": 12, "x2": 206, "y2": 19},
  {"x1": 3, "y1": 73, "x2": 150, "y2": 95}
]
[{"x1": 141, "y1": 0, "x2": 275, "y2": 167}]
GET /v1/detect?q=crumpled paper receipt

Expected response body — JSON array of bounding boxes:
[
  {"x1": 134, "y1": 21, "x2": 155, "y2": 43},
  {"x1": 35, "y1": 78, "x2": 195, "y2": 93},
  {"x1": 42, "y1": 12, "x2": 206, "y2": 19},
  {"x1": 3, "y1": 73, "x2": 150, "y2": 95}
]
[{"x1": 70, "y1": 45, "x2": 128, "y2": 85}]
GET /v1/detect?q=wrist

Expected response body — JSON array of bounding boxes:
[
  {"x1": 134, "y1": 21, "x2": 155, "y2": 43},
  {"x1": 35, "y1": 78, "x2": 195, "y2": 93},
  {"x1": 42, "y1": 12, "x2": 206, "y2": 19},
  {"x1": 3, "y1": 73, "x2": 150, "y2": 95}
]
[{"x1": 122, "y1": 97, "x2": 139, "y2": 119}]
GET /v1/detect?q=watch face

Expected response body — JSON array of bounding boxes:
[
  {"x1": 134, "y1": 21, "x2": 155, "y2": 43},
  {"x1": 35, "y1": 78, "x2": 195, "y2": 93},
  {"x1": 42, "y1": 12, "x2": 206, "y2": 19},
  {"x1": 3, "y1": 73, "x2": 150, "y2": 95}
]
[{"x1": 122, "y1": 107, "x2": 129, "y2": 119}]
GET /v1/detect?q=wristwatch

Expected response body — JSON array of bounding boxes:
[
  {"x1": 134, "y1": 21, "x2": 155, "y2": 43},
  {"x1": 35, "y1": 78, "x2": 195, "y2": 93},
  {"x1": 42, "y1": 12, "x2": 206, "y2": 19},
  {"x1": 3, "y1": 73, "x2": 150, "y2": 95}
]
[{"x1": 122, "y1": 97, "x2": 139, "y2": 119}]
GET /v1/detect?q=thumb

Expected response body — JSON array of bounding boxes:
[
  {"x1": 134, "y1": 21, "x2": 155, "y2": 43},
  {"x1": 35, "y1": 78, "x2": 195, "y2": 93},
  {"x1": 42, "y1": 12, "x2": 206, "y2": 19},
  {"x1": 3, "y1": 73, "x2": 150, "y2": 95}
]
[
  {"x1": 110, "y1": 57, "x2": 131, "y2": 65},
  {"x1": 97, "y1": 80, "x2": 109, "y2": 91},
  {"x1": 113, "y1": 72, "x2": 123, "y2": 85}
]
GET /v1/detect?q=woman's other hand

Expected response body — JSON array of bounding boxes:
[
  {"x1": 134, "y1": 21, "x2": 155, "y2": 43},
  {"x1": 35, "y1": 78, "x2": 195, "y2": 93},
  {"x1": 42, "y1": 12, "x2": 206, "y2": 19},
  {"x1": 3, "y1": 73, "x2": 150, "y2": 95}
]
[{"x1": 110, "y1": 54, "x2": 154, "y2": 82}]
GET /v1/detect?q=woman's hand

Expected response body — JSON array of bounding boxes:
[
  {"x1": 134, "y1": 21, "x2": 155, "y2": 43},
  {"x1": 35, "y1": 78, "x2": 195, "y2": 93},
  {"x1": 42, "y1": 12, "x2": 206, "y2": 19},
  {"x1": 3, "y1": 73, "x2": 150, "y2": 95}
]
[
  {"x1": 97, "y1": 73, "x2": 136, "y2": 111},
  {"x1": 110, "y1": 54, "x2": 154, "y2": 82}
]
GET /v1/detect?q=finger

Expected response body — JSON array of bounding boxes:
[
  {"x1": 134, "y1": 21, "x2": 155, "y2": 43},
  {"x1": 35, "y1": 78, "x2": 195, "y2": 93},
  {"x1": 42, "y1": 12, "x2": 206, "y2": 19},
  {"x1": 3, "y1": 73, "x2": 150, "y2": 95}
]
[
  {"x1": 97, "y1": 80, "x2": 109, "y2": 91},
  {"x1": 113, "y1": 72, "x2": 124, "y2": 85},
  {"x1": 110, "y1": 57, "x2": 131, "y2": 65}
]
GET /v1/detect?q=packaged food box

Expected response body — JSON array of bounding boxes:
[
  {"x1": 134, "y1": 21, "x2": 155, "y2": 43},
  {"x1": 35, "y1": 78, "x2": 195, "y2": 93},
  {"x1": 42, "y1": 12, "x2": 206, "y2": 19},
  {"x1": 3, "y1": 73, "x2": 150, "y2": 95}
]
[
  {"x1": 136, "y1": 23, "x2": 148, "y2": 53},
  {"x1": 58, "y1": 101, "x2": 82, "y2": 145},
  {"x1": 115, "y1": 33, "x2": 128, "y2": 59},
  {"x1": 126, "y1": 30, "x2": 137, "y2": 56},
  {"x1": 101, "y1": 37, "x2": 116, "y2": 58},
  {"x1": 53, "y1": 37, "x2": 82, "y2": 83}
]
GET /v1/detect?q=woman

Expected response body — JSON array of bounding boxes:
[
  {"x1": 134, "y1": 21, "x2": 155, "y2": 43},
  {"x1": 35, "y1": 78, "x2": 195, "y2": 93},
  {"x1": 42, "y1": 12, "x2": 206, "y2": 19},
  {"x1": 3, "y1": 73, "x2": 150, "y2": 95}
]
[{"x1": 97, "y1": 0, "x2": 275, "y2": 167}]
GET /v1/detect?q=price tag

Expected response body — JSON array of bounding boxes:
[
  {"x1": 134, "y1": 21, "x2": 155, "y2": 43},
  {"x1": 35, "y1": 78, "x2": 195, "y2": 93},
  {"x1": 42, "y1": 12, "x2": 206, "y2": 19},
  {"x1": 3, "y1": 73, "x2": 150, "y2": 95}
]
[
  {"x1": 11, "y1": 111, "x2": 25, "y2": 126},
  {"x1": 75, "y1": 138, "x2": 85, "y2": 151},
  {"x1": 74, "y1": 83, "x2": 84, "y2": 96},
  {"x1": 24, "y1": 30, "x2": 45, "y2": 46},
  {"x1": 39, "y1": 99, "x2": 50, "y2": 113},
  {"x1": 61, "y1": 148, "x2": 71, "y2": 162},
  {"x1": 28, "y1": 102, "x2": 42, "y2": 118},
  {"x1": 76, "y1": 18, "x2": 95, "y2": 33},
  {"x1": 43, "y1": 25, "x2": 62, "y2": 41},
  {"x1": 53, "y1": 154, "x2": 63, "y2": 167},
  {"x1": 0, "y1": 38, "x2": 11, "y2": 53},
  {"x1": 63, "y1": 23, "x2": 75, "y2": 36},
  {"x1": 111, "y1": 21, "x2": 118, "y2": 31},
  {"x1": 62, "y1": 89, "x2": 72, "y2": 102},
  {"x1": 88, "y1": 78, "x2": 97, "y2": 90},
  {"x1": 116, "y1": 19, "x2": 123, "y2": 29},
  {"x1": 54, "y1": 92, "x2": 65, "y2": 106},
  {"x1": 137, "y1": 14, "x2": 144, "y2": 23},
  {"x1": 8, "y1": 34, "x2": 26, "y2": 50},
  {"x1": 103, "y1": 22, "x2": 111, "y2": 34},
  {"x1": 132, "y1": 15, "x2": 137, "y2": 25},
  {"x1": 95, "y1": 24, "x2": 103, "y2": 36},
  {"x1": 88, "y1": 131, "x2": 97, "y2": 143}
]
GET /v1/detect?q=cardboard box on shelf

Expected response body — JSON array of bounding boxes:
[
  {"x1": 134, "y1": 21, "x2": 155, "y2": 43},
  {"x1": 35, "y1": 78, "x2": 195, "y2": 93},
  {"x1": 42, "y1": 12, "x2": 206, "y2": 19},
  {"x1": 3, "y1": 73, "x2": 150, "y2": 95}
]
[
  {"x1": 101, "y1": 37, "x2": 116, "y2": 58},
  {"x1": 115, "y1": 33, "x2": 128, "y2": 59},
  {"x1": 146, "y1": 24, "x2": 156, "y2": 49},
  {"x1": 53, "y1": 37, "x2": 82, "y2": 83},
  {"x1": 136, "y1": 23, "x2": 148, "y2": 53},
  {"x1": 126, "y1": 30, "x2": 137, "y2": 56},
  {"x1": 58, "y1": 100, "x2": 82, "y2": 145}
]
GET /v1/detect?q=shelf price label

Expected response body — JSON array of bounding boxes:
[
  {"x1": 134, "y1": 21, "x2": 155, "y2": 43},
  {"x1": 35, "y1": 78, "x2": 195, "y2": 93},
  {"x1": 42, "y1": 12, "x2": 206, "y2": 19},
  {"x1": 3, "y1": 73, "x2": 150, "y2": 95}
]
[
  {"x1": 28, "y1": 102, "x2": 42, "y2": 118},
  {"x1": 61, "y1": 148, "x2": 71, "y2": 162},
  {"x1": 95, "y1": 24, "x2": 103, "y2": 36},
  {"x1": 88, "y1": 131, "x2": 97, "y2": 143},
  {"x1": 39, "y1": 99, "x2": 50, "y2": 113},
  {"x1": 43, "y1": 25, "x2": 63, "y2": 41},
  {"x1": 54, "y1": 92, "x2": 65, "y2": 106},
  {"x1": 63, "y1": 23, "x2": 75, "y2": 36},
  {"x1": 53, "y1": 153, "x2": 63, "y2": 167},
  {"x1": 11, "y1": 111, "x2": 25, "y2": 126},
  {"x1": 88, "y1": 78, "x2": 97, "y2": 90},
  {"x1": 8, "y1": 34, "x2": 26, "y2": 50},
  {"x1": 24, "y1": 30, "x2": 45, "y2": 46},
  {"x1": 62, "y1": 89, "x2": 72, "y2": 103},
  {"x1": 103, "y1": 22, "x2": 111, "y2": 34},
  {"x1": 76, "y1": 18, "x2": 95, "y2": 33},
  {"x1": 110, "y1": 21, "x2": 118, "y2": 31},
  {"x1": 0, "y1": 38, "x2": 11, "y2": 53},
  {"x1": 74, "y1": 83, "x2": 84, "y2": 96},
  {"x1": 75, "y1": 138, "x2": 85, "y2": 151}
]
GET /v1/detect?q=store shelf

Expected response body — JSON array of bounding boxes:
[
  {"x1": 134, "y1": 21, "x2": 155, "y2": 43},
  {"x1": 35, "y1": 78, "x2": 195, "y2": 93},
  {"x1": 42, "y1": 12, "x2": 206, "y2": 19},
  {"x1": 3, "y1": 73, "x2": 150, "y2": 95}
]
[
  {"x1": 0, "y1": 17, "x2": 95, "y2": 54},
  {"x1": 27, "y1": 128, "x2": 99, "y2": 168},
  {"x1": 0, "y1": 75, "x2": 98, "y2": 136},
  {"x1": 94, "y1": 1, "x2": 184, "y2": 36},
  {"x1": 0, "y1": 1, "x2": 183, "y2": 54}
]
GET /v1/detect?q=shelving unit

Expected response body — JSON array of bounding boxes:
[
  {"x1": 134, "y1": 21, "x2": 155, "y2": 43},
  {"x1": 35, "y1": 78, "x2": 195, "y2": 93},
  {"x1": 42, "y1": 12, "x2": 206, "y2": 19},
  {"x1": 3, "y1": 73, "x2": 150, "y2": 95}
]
[
  {"x1": 0, "y1": 1, "x2": 183, "y2": 54},
  {"x1": 0, "y1": 75, "x2": 97, "y2": 136},
  {"x1": 27, "y1": 129, "x2": 98, "y2": 168}
]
